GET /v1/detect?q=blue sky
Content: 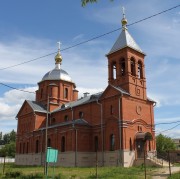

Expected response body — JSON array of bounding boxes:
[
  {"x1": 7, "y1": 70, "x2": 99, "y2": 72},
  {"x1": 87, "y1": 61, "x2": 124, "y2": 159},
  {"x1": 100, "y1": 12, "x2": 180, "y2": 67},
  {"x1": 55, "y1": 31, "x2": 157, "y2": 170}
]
[{"x1": 0, "y1": 0, "x2": 180, "y2": 138}]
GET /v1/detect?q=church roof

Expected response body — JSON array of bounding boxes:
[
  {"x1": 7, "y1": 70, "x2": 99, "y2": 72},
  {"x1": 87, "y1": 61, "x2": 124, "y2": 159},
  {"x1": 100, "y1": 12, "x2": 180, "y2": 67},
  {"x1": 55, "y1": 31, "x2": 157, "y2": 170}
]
[
  {"x1": 108, "y1": 28, "x2": 144, "y2": 55},
  {"x1": 52, "y1": 92, "x2": 103, "y2": 113},
  {"x1": 36, "y1": 119, "x2": 90, "y2": 131},
  {"x1": 42, "y1": 67, "x2": 72, "y2": 82},
  {"x1": 107, "y1": 10, "x2": 144, "y2": 56},
  {"x1": 110, "y1": 84, "x2": 130, "y2": 95},
  {"x1": 26, "y1": 100, "x2": 47, "y2": 113},
  {"x1": 41, "y1": 43, "x2": 73, "y2": 83}
]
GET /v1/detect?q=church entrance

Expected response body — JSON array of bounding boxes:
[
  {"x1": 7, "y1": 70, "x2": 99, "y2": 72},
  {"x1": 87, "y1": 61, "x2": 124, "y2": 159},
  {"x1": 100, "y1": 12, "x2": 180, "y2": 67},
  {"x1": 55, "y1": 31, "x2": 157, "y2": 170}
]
[
  {"x1": 135, "y1": 132, "x2": 153, "y2": 159},
  {"x1": 136, "y1": 139, "x2": 145, "y2": 158}
]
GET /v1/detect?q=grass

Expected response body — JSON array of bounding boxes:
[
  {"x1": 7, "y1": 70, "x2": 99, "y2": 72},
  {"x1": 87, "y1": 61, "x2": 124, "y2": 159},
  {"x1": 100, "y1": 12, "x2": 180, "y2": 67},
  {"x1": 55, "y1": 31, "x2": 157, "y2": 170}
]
[
  {"x1": 168, "y1": 172, "x2": 180, "y2": 179},
  {"x1": 0, "y1": 163, "x2": 161, "y2": 179}
]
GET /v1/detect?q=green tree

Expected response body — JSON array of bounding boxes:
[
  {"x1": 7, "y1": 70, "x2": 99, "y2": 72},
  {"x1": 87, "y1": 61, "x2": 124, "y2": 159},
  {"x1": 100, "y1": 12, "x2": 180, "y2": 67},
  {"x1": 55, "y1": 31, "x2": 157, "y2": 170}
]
[
  {"x1": 0, "y1": 142, "x2": 16, "y2": 157},
  {"x1": 156, "y1": 134, "x2": 176, "y2": 156},
  {"x1": 9, "y1": 130, "x2": 16, "y2": 142},
  {"x1": 2, "y1": 130, "x2": 16, "y2": 144},
  {"x1": 81, "y1": 0, "x2": 113, "y2": 6},
  {"x1": 3, "y1": 133, "x2": 10, "y2": 144}
]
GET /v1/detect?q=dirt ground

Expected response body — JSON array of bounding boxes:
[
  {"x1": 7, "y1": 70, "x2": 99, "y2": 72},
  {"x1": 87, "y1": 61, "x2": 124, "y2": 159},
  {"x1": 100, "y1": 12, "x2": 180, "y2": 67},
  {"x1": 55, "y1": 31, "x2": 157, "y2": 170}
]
[{"x1": 151, "y1": 166, "x2": 180, "y2": 179}]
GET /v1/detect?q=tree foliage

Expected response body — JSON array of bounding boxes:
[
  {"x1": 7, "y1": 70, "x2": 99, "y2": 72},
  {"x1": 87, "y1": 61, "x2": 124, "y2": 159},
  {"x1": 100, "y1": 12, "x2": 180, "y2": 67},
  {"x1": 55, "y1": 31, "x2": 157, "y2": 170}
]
[
  {"x1": 81, "y1": 0, "x2": 113, "y2": 7},
  {"x1": 156, "y1": 134, "x2": 176, "y2": 156},
  {"x1": 0, "y1": 130, "x2": 16, "y2": 157},
  {"x1": 0, "y1": 142, "x2": 16, "y2": 157}
]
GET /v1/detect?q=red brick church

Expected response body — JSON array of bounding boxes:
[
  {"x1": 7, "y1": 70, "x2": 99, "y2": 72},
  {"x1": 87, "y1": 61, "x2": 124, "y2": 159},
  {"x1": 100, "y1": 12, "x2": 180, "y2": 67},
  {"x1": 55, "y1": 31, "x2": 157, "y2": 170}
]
[{"x1": 15, "y1": 14, "x2": 156, "y2": 167}]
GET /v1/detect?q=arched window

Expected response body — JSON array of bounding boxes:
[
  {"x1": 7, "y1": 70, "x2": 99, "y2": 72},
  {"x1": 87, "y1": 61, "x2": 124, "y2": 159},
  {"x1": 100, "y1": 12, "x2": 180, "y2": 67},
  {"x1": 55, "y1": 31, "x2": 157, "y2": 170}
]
[
  {"x1": 110, "y1": 105, "x2": 113, "y2": 115},
  {"x1": 20, "y1": 143, "x2": 21, "y2": 154},
  {"x1": 110, "y1": 134, "x2": 115, "y2": 151},
  {"x1": 130, "y1": 58, "x2": 135, "y2": 76},
  {"x1": 121, "y1": 59, "x2": 125, "y2": 76},
  {"x1": 61, "y1": 136, "x2": 65, "y2": 152},
  {"x1": 23, "y1": 143, "x2": 25, "y2": 154},
  {"x1": 26, "y1": 142, "x2": 29, "y2": 154},
  {"x1": 112, "y1": 62, "x2": 117, "y2": 79},
  {"x1": 50, "y1": 87, "x2": 52, "y2": 97},
  {"x1": 36, "y1": 140, "x2": 39, "y2": 153},
  {"x1": 138, "y1": 61, "x2": 143, "y2": 79},
  {"x1": 48, "y1": 138, "x2": 51, "y2": 147},
  {"x1": 64, "y1": 88, "x2": 68, "y2": 99},
  {"x1": 130, "y1": 138, "x2": 133, "y2": 151},
  {"x1": 64, "y1": 115, "x2": 69, "y2": 121},
  {"x1": 149, "y1": 140, "x2": 151, "y2": 151},
  {"x1": 94, "y1": 136, "x2": 98, "y2": 152},
  {"x1": 41, "y1": 89, "x2": 43, "y2": 99},
  {"x1": 79, "y1": 111, "x2": 84, "y2": 119}
]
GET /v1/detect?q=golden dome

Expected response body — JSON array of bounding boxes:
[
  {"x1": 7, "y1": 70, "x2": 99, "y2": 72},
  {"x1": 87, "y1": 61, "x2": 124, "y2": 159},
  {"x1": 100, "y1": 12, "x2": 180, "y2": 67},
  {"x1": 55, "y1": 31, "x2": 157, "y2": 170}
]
[{"x1": 55, "y1": 51, "x2": 62, "y2": 64}]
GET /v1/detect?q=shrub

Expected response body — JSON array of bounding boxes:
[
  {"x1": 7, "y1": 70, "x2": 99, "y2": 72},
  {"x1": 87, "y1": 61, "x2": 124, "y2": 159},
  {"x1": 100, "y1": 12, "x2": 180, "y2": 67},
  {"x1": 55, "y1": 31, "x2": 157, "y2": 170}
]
[{"x1": 5, "y1": 171, "x2": 22, "y2": 178}]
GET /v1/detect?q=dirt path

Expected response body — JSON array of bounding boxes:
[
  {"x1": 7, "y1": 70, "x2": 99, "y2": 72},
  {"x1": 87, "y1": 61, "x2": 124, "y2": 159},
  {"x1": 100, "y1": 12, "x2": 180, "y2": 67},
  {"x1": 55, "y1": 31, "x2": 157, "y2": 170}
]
[{"x1": 151, "y1": 166, "x2": 180, "y2": 179}]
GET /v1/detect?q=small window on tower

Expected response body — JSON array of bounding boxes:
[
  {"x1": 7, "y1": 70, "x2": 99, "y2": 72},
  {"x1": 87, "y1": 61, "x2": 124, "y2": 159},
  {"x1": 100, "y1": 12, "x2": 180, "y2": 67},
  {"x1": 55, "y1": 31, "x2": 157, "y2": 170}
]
[
  {"x1": 138, "y1": 61, "x2": 143, "y2": 79},
  {"x1": 64, "y1": 88, "x2": 68, "y2": 99},
  {"x1": 50, "y1": 87, "x2": 52, "y2": 97},
  {"x1": 130, "y1": 58, "x2": 135, "y2": 76},
  {"x1": 41, "y1": 89, "x2": 43, "y2": 99},
  {"x1": 112, "y1": 62, "x2": 117, "y2": 79},
  {"x1": 121, "y1": 59, "x2": 125, "y2": 76}
]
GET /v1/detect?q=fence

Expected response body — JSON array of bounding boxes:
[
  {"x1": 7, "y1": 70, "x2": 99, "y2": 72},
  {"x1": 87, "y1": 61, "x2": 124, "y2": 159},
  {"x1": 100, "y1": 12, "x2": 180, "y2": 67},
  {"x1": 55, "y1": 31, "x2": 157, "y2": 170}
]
[{"x1": 0, "y1": 157, "x2": 15, "y2": 163}]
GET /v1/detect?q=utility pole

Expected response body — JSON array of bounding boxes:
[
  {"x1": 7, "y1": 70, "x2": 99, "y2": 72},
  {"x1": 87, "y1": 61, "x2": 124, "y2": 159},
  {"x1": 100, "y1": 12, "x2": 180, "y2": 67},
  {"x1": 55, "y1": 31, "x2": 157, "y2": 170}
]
[{"x1": 44, "y1": 95, "x2": 49, "y2": 177}]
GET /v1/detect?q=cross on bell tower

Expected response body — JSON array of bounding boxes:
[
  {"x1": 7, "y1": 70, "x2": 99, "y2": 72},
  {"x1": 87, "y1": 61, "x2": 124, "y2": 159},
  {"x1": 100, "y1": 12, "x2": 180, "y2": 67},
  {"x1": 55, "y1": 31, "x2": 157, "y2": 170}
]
[{"x1": 106, "y1": 8, "x2": 147, "y2": 100}]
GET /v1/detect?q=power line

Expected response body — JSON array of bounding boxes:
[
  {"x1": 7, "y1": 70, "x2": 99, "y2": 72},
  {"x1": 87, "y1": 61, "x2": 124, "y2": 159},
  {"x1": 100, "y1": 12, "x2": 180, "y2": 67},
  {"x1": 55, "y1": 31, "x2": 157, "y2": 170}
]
[
  {"x1": 0, "y1": 83, "x2": 35, "y2": 94},
  {"x1": 0, "y1": 4, "x2": 179, "y2": 71},
  {"x1": 156, "y1": 123, "x2": 180, "y2": 134}
]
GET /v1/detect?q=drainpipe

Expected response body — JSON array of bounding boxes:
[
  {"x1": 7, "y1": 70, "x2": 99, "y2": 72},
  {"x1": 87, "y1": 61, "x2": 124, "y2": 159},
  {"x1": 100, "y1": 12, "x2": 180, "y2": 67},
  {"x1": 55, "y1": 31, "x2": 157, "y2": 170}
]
[
  {"x1": 118, "y1": 95, "x2": 123, "y2": 166},
  {"x1": 71, "y1": 107, "x2": 77, "y2": 167},
  {"x1": 96, "y1": 100, "x2": 104, "y2": 166}
]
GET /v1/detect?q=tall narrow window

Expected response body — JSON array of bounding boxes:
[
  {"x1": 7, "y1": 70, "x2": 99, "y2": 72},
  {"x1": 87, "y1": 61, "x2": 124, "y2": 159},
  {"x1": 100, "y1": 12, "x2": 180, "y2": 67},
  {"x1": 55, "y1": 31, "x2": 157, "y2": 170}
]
[
  {"x1": 50, "y1": 87, "x2": 52, "y2": 97},
  {"x1": 138, "y1": 61, "x2": 143, "y2": 79},
  {"x1": 23, "y1": 143, "x2": 25, "y2": 154},
  {"x1": 41, "y1": 89, "x2": 43, "y2": 99},
  {"x1": 61, "y1": 136, "x2": 65, "y2": 152},
  {"x1": 48, "y1": 138, "x2": 51, "y2": 147},
  {"x1": 64, "y1": 88, "x2": 68, "y2": 99},
  {"x1": 64, "y1": 115, "x2": 69, "y2": 121},
  {"x1": 94, "y1": 136, "x2": 98, "y2": 152},
  {"x1": 149, "y1": 140, "x2": 151, "y2": 151},
  {"x1": 112, "y1": 62, "x2": 117, "y2": 79},
  {"x1": 121, "y1": 59, "x2": 125, "y2": 76},
  {"x1": 26, "y1": 142, "x2": 29, "y2": 154},
  {"x1": 110, "y1": 105, "x2": 113, "y2": 115},
  {"x1": 36, "y1": 140, "x2": 39, "y2": 153},
  {"x1": 20, "y1": 143, "x2": 21, "y2": 154},
  {"x1": 130, "y1": 58, "x2": 135, "y2": 76},
  {"x1": 79, "y1": 111, "x2": 84, "y2": 119},
  {"x1": 130, "y1": 138, "x2": 133, "y2": 151},
  {"x1": 110, "y1": 134, "x2": 115, "y2": 151}
]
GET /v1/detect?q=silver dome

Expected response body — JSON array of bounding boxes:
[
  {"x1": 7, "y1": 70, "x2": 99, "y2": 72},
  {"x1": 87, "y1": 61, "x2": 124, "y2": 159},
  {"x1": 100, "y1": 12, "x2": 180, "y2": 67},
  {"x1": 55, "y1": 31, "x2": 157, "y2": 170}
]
[{"x1": 42, "y1": 64, "x2": 72, "y2": 82}]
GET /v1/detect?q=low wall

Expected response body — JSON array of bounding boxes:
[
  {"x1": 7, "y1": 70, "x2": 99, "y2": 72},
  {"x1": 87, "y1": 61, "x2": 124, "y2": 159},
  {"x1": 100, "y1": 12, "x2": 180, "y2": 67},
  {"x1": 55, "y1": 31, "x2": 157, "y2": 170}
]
[{"x1": 15, "y1": 150, "x2": 134, "y2": 167}]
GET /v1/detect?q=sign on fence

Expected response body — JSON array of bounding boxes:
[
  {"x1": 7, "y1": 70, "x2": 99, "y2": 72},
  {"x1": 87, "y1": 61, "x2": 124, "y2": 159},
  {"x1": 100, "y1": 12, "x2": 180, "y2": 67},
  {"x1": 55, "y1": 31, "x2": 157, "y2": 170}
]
[{"x1": 46, "y1": 147, "x2": 58, "y2": 163}]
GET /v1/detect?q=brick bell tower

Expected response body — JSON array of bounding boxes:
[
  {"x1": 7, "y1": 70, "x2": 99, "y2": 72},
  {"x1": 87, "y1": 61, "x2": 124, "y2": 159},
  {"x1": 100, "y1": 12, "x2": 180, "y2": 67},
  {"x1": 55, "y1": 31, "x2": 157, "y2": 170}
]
[{"x1": 106, "y1": 11, "x2": 147, "y2": 100}]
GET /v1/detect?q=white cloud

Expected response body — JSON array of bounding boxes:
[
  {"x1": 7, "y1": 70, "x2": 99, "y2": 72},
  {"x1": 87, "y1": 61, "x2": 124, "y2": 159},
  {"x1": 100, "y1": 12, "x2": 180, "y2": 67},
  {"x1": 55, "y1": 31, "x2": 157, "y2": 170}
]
[{"x1": 0, "y1": 86, "x2": 36, "y2": 121}]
